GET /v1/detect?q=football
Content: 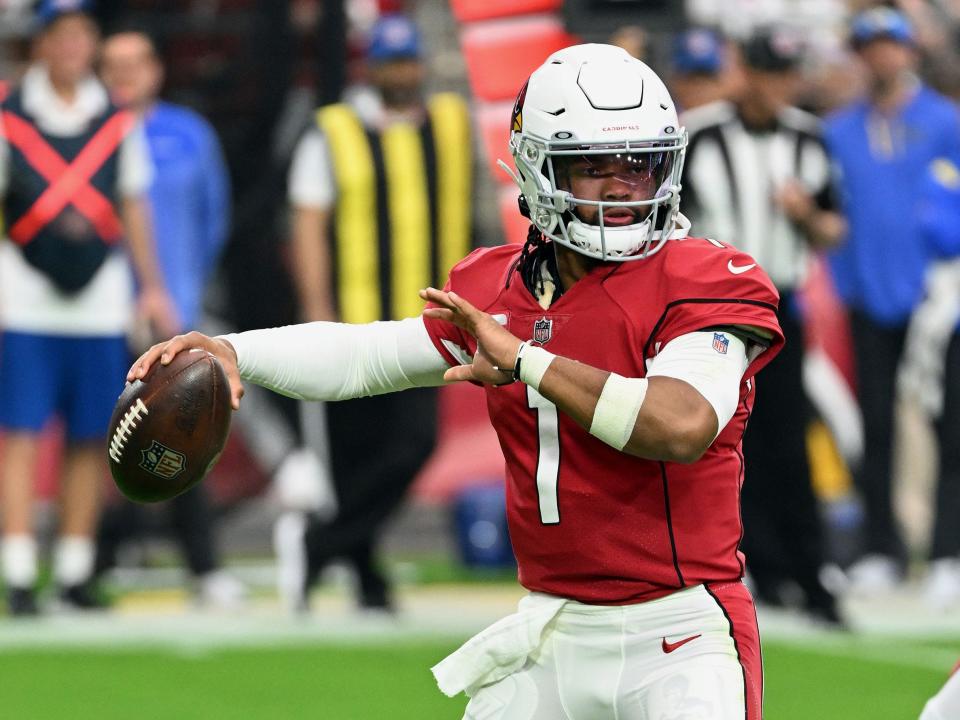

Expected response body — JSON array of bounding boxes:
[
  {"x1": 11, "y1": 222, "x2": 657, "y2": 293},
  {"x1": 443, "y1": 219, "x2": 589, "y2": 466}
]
[{"x1": 107, "y1": 350, "x2": 232, "y2": 503}]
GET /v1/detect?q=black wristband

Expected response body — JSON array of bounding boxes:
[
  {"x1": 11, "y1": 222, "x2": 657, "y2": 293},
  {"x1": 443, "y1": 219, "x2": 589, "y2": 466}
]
[{"x1": 513, "y1": 342, "x2": 527, "y2": 382}]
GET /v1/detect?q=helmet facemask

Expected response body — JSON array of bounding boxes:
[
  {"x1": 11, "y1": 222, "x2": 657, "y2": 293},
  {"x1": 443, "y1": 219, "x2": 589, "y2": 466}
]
[{"x1": 512, "y1": 133, "x2": 688, "y2": 262}]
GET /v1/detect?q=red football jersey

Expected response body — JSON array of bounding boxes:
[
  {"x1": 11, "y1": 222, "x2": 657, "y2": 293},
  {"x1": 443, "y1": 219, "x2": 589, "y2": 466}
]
[{"x1": 424, "y1": 237, "x2": 784, "y2": 605}]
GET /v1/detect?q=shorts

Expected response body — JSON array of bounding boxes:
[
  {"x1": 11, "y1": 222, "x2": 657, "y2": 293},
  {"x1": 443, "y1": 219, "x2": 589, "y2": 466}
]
[{"x1": 0, "y1": 331, "x2": 130, "y2": 442}]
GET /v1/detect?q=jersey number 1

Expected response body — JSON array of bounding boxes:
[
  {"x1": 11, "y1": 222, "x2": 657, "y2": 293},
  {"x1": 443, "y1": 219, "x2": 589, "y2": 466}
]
[{"x1": 527, "y1": 386, "x2": 560, "y2": 525}]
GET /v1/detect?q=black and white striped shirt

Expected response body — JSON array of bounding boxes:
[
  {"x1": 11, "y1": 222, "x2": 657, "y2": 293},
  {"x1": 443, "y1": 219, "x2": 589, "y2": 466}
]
[{"x1": 681, "y1": 100, "x2": 837, "y2": 290}]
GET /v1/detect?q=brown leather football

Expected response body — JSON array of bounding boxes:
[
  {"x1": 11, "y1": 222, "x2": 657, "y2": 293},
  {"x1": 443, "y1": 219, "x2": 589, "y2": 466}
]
[{"x1": 107, "y1": 350, "x2": 232, "y2": 503}]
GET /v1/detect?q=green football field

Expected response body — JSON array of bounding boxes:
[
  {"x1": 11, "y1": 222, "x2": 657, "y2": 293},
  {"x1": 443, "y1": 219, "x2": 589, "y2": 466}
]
[
  {"x1": 0, "y1": 572, "x2": 955, "y2": 719},
  {"x1": 0, "y1": 636, "x2": 952, "y2": 719}
]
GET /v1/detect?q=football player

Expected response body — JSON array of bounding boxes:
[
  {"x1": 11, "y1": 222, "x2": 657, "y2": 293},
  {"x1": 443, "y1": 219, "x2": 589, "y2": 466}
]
[{"x1": 130, "y1": 44, "x2": 783, "y2": 719}]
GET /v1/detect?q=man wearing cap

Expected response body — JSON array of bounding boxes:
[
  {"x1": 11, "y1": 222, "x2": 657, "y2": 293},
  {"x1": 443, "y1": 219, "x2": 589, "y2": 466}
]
[
  {"x1": 0, "y1": 0, "x2": 176, "y2": 615},
  {"x1": 669, "y1": 28, "x2": 733, "y2": 112},
  {"x1": 681, "y1": 26, "x2": 847, "y2": 625},
  {"x1": 280, "y1": 12, "x2": 473, "y2": 613},
  {"x1": 825, "y1": 7, "x2": 960, "y2": 595}
]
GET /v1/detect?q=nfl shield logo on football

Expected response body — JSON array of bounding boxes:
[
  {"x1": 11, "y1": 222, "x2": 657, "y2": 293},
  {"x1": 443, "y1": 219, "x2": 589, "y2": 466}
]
[
  {"x1": 533, "y1": 317, "x2": 553, "y2": 345},
  {"x1": 139, "y1": 440, "x2": 186, "y2": 480},
  {"x1": 712, "y1": 332, "x2": 729, "y2": 354}
]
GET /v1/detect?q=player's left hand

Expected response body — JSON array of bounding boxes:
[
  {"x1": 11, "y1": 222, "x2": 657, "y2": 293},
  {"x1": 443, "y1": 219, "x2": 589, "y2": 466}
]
[{"x1": 420, "y1": 287, "x2": 523, "y2": 385}]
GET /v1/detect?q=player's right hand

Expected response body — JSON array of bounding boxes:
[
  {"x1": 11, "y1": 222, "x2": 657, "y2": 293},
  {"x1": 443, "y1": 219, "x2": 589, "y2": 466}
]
[
  {"x1": 127, "y1": 331, "x2": 245, "y2": 410},
  {"x1": 420, "y1": 287, "x2": 522, "y2": 386}
]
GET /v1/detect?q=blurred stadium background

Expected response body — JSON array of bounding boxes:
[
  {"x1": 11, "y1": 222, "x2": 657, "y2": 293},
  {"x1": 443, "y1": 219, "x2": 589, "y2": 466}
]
[{"x1": 1, "y1": 0, "x2": 959, "y2": 717}]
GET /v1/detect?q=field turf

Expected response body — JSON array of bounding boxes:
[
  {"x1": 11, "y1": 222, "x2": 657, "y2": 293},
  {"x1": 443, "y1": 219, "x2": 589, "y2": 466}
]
[{"x1": 0, "y1": 637, "x2": 951, "y2": 719}]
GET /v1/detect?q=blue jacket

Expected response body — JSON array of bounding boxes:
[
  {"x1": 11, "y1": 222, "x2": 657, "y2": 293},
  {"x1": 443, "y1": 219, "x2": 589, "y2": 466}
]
[
  {"x1": 825, "y1": 85, "x2": 960, "y2": 326},
  {"x1": 144, "y1": 101, "x2": 230, "y2": 329},
  {"x1": 919, "y1": 154, "x2": 960, "y2": 258}
]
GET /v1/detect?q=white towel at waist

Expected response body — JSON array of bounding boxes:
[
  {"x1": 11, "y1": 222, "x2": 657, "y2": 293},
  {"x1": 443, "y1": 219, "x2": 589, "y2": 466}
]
[{"x1": 431, "y1": 592, "x2": 567, "y2": 698}]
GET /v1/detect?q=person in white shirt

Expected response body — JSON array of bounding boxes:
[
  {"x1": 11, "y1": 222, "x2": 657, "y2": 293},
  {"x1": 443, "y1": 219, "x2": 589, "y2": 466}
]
[{"x1": 280, "y1": 13, "x2": 472, "y2": 613}]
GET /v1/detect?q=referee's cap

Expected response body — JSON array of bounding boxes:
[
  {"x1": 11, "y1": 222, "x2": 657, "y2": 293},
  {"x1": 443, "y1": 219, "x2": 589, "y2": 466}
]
[
  {"x1": 37, "y1": 0, "x2": 95, "y2": 28},
  {"x1": 741, "y1": 27, "x2": 804, "y2": 72},
  {"x1": 367, "y1": 14, "x2": 422, "y2": 63},
  {"x1": 673, "y1": 29, "x2": 723, "y2": 75},
  {"x1": 850, "y1": 7, "x2": 916, "y2": 49}
]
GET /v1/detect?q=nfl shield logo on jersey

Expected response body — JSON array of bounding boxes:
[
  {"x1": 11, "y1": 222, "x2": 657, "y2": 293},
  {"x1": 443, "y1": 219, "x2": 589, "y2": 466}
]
[
  {"x1": 533, "y1": 317, "x2": 553, "y2": 345},
  {"x1": 712, "y1": 332, "x2": 729, "y2": 354}
]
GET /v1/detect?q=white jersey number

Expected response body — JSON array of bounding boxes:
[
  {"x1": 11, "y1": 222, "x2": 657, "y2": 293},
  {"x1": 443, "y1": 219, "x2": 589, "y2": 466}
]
[{"x1": 527, "y1": 386, "x2": 560, "y2": 525}]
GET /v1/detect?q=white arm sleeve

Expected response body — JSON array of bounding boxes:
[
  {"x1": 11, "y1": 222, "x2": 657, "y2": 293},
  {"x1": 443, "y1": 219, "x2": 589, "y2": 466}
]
[
  {"x1": 220, "y1": 317, "x2": 450, "y2": 401},
  {"x1": 646, "y1": 330, "x2": 750, "y2": 435}
]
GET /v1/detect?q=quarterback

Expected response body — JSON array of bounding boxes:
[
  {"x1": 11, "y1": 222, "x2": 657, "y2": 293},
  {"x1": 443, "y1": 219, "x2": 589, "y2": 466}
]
[{"x1": 131, "y1": 45, "x2": 783, "y2": 719}]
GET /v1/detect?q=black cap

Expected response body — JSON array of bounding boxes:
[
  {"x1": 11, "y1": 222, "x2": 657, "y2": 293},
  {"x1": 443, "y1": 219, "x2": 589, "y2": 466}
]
[{"x1": 741, "y1": 27, "x2": 804, "y2": 72}]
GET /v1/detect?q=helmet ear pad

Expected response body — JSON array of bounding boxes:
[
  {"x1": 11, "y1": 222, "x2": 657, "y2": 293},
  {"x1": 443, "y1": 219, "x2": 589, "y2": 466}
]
[{"x1": 518, "y1": 194, "x2": 532, "y2": 219}]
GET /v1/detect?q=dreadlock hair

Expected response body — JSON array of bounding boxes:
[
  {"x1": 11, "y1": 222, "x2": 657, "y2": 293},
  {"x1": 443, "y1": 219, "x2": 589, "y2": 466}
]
[{"x1": 507, "y1": 224, "x2": 559, "y2": 300}]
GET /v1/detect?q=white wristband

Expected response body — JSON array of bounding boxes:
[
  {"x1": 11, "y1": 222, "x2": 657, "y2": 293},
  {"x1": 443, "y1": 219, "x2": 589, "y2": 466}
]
[
  {"x1": 515, "y1": 342, "x2": 556, "y2": 391},
  {"x1": 590, "y1": 374, "x2": 648, "y2": 450}
]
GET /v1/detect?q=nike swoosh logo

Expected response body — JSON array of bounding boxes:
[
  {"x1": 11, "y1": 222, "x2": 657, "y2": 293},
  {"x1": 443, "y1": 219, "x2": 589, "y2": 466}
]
[
  {"x1": 728, "y1": 260, "x2": 756, "y2": 275},
  {"x1": 661, "y1": 634, "x2": 702, "y2": 653}
]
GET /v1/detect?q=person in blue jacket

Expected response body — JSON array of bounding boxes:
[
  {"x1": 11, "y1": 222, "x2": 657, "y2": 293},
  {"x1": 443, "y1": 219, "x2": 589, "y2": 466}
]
[
  {"x1": 94, "y1": 26, "x2": 244, "y2": 608},
  {"x1": 825, "y1": 7, "x2": 960, "y2": 593}
]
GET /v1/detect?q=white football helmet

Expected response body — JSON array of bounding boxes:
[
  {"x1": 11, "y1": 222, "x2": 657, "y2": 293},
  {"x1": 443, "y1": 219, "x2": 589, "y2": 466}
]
[{"x1": 504, "y1": 44, "x2": 688, "y2": 261}]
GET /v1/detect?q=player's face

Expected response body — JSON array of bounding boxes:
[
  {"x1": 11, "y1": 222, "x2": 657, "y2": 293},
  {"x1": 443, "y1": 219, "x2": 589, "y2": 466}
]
[
  {"x1": 100, "y1": 33, "x2": 163, "y2": 110},
  {"x1": 557, "y1": 152, "x2": 671, "y2": 226}
]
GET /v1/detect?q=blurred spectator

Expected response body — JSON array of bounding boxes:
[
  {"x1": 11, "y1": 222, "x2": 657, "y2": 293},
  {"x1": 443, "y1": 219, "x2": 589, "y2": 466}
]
[
  {"x1": 93, "y1": 27, "x2": 245, "y2": 609},
  {"x1": 279, "y1": 12, "x2": 473, "y2": 613},
  {"x1": 798, "y1": 42, "x2": 867, "y2": 115},
  {"x1": 682, "y1": 26, "x2": 846, "y2": 624},
  {"x1": 890, "y1": 0, "x2": 960, "y2": 97},
  {"x1": 825, "y1": 6, "x2": 960, "y2": 593},
  {"x1": 685, "y1": 0, "x2": 847, "y2": 42},
  {"x1": 0, "y1": 0, "x2": 175, "y2": 615},
  {"x1": 608, "y1": 24, "x2": 648, "y2": 62},
  {"x1": 669, "y1": 27, "x2": 733, "y2": 111}
]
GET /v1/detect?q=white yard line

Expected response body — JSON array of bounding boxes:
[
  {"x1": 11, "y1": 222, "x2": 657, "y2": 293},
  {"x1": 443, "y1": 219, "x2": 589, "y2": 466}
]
[{"x1": 0, "y1": 585, "x2": 957, "y2": 662}]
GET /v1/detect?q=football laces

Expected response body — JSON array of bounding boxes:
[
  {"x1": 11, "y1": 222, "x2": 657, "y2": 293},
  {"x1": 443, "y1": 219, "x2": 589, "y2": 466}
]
[{"x1": 108, "y1": 398, "x2": 149, "y2": 463}]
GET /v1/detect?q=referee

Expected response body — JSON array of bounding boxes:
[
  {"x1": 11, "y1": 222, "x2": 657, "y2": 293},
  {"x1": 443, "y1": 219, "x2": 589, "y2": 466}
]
[{"x1": 681, "y1": 27, "x2": 846, "y2": 624}]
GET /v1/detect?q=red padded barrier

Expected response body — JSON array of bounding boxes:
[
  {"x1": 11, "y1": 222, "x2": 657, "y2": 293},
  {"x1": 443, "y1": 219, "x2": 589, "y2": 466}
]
[
  {"x1": 461, "y1": 17, "x2": 578, "y2": 101},
  {"x1": 412, "y1": 383, "x2": 504, "y2": 502},
  {"x1": 477, "y1": 100, "x2": 515, "y2": 185},
  {"x1": 450, "y1": 0, "x2": 562, "y2": 23}
]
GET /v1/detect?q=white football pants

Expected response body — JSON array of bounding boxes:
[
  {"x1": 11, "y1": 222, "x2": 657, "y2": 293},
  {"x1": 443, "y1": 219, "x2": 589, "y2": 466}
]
[{"x1": 452, "y1": 583, "x2": 762, "y2": 720}]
